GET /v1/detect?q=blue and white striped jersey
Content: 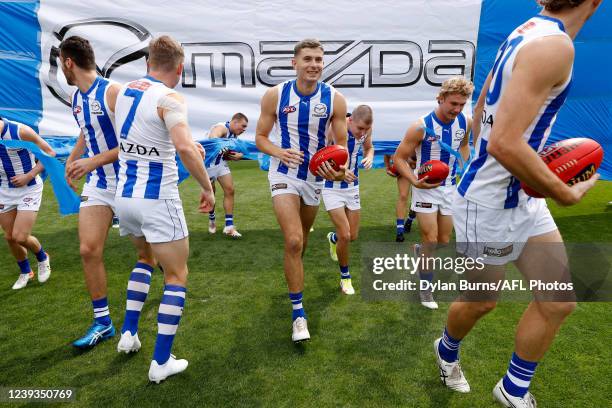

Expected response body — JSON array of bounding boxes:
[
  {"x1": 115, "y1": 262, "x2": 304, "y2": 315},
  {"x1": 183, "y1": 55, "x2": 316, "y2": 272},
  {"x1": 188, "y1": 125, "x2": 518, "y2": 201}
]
[
  {"x1": 458, "y1": 15, "x2": 572, "y2": 209},
  {"x1": 71, "y1": 76, "x2": 119, "y2": 191},
  {"x1": 114, "y1": 76, "x2": 180, "y2": 200},
  {"x1": 325, "y1": 129, "x2": 367, "y2": 189},
  {"x1": 415, "y1": 111, "x2": 468, "y2": 187},
  {"x1": 270, "y1": 80, "x2": 335, "y2": 182},
  {"x1": 0, "y1": 119, "x2": 41, "y2": 188},
  {"x1": 209, "y1": 121, "x2": 236, "y2": 167}
]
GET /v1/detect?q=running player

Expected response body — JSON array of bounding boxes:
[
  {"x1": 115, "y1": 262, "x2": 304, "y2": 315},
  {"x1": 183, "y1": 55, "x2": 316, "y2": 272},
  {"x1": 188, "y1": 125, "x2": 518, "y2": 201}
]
[
  {"x1": 324, "y1": 106, "x2": 374, "y2": 295},
  {"x1": 0, "y1": 118, "x2": 54, "y2": 289},
  {"x1": 205, "y1": 113, "x2": 248, "y2": 238},
  {"x1": 434, "y1": 1, "x2": 601, "y2": 406},
  {"x1": 384, "y1": 154, "x2": 417, "y2": 242},
  {"x1": 395, "y1": 76, "x2": 473, "y2": 309},
  {"x1": 255, "y1": 38, "x2": 348, "y2": 342},
  {"x1": 113, "y1": 35, "x2": 215, "y2": 382},
  {"x1": 60, "y1": 35, "x2": 158, "y2": 349}
]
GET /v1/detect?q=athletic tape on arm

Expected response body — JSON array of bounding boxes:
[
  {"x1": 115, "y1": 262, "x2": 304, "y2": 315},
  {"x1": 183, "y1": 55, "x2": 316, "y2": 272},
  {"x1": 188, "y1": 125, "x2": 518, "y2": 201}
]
[{"x1": 158, "y1": 94, "x2": 188, "y2": 131}]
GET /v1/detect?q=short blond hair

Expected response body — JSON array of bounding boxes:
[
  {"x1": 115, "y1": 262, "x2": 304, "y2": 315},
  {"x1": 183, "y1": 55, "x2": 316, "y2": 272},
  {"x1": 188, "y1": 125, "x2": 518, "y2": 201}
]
[
  {"x1": 148, "y1": 35, "x2": 184, "y2": 72},
  {"x1": 437, "y1": 76, "x2": 474, "y2": 100},
  {"x1": 351, "y1": 105, "x2": 373, "y2": 125},
  {"x1": 294, "y1": 39, "x2": 324, "y2": 56}
]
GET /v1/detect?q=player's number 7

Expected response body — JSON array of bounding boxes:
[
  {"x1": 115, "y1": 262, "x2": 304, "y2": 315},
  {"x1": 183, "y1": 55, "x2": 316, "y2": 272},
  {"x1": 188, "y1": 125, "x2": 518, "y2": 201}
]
[{"x1": 119, "y1": 88, "x2": 144, "y2": 140}]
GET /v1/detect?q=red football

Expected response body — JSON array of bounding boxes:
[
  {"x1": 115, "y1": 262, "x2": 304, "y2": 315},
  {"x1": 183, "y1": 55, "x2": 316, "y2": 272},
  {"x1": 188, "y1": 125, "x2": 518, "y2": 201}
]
[
  {"x1": 521, "y1": 138, "x2": 603, "y2": 198},
  {"x1": 309, "y1": 145, "x2": 348, "y2": 176},
  {"x1": 388, "y1": 163, "x2": 399, "y2": 176},
  {"x1": 418, "y1": 160, "x2": 449, "y2": 184}
]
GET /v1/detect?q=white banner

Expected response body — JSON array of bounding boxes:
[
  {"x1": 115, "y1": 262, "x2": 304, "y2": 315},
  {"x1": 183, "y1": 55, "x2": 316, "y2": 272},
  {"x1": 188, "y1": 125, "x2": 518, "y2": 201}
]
[{"x1": 38, "y1": 0, "x2": 482, "y2": 141}]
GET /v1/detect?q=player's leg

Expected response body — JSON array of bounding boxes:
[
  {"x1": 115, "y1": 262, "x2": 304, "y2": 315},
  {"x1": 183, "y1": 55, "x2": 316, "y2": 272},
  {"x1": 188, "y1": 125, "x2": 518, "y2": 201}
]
[
  {"x1": 343, "y1": 207, "x2": 361, "y2": 294},
  {"x1": 208, "y1": 179, "x2": 217, "y2": 233},
  {"x1": 72, "y1": 205, "x2": 115, "y2": 349},
  {"x1": 11, "y1": 209, "x2": 50, "y2": 283},
  {"x1": 272, "y1": 193, "x2": 310, "y2": 342},
  {"x1": 494, "y1": 229, "x2": 574, "y2": 404},
  {"x1": 218, "y1": 173, "x2": 241, "y2": 238},
  {"x1": 117, "y1": 235, "x2": 157, "y2": 353},
  {"x1": 415, "y1": 211, "x2": 439, "y2": 309},
  {"x1": 147, "y1": 237, "x2": 190, "y2": 382},
  {"x1": 299, "y1": 202, "x2": 319, "y2": 257},
  {"x1": 0, "y1": 209, "x2": 33, "y2": 289},
  {"x1": 395, "y1": 177, "x2": 410, "y2": 242},
  {"x1": 327, "y1": 207, "x2": 354, "y2": 294}
]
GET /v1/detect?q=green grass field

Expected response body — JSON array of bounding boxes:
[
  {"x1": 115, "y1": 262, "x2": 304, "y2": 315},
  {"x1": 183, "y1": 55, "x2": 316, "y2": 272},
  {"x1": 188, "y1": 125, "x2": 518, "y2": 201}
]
[{"x1": 1, "y1": 161, "x2": 610, "y2": 407}]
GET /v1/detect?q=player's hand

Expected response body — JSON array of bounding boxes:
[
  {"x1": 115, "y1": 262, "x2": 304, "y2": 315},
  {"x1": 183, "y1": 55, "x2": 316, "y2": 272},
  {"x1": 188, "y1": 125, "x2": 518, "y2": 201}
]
[
  {"x1": 195, "y1": 142, "x2": 205, "y2": 160},
  {"x1": 225, "y1": 151, "x2": 243, "y2": 161},
  {"x1": 343, "y1": 168, "x2": 357, "y2": 183},
  {"x1": 199, "y1": 189, "x2": 216, "y2": 213},
  {"x1": 10, "y1": 173, "x2": 34, "y2": 187},
  {"x1": 278, "y1": 148, "x2": 304, "y2": 168},
  {"x1": 553, "y1": 174, "x2": 600, "y2": 207},
  {"x1": 66, "y1": 158, "x2": 95, "y2": 180},
  {"x1": 386, "y1": 168, "x2": 398, "y2": 178},
  {"x1": 316, "y1": 161, "x2": 345, "y2": 181},
  {"x1": 412, "y1": 176, "x2": 441, "y2": 189},
  {"x1": 361, "y1": 156, "x2": 373, "y2": 169},
  {"x1": 66, "y1": 177, "x2": 78, "y2": 192}
]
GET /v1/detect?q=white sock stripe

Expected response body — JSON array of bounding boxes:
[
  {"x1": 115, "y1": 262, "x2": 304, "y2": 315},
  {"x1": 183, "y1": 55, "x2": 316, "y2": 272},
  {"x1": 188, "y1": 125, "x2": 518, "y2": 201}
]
[
  {"x1": 441, "y1": 338, "x2": 459, "y2": 350},
  {"x1": 132, "y1": 268, "x2": 152, "y2": 277},
  {"x1": 158, "y1": 322, "x2": 178, "y2": 335},
  {"x1": 159, "y1": 303, "x2": 183, "y2": 316},
  {"x1": 510, "y1": 360, "x2": 535, "y2": 375},
  {"x1": 93, "y1": 307, "x2": 109, "y2": 313},
  {"x1": 506, "y1": 371, "x2": 531, "y2": 388},
  {"x1": 292, "y1": 303, "x2": 303, "y2": 310},
  {"x1": 163, "y1": 290, "x2": 186, "y2": 299},
  {"x1": 94, "y1": 310, "x2": 110, "y2": 318},
  {"x1": 127, "y1": 281, "x2": 150, "y2": 293},
  {"x1": 126, "y1": 300, "x2": 144, "y2": 311}
]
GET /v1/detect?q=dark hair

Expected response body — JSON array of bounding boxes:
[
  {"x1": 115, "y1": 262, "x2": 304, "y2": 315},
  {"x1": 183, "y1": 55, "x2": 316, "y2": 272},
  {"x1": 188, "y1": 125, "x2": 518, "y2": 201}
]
[
  {"x1": 538, "y1": 0, "x2": 586, "y2": 11},
  {"x1": 232, "y1": 112, "x2": 248, "y2": 122},
  {"x1": 294, "y1": 39, "x2": 324, "y2": 57},
  {"x1": 59, "y1": 36, "x2": 96, "y2": 70}
]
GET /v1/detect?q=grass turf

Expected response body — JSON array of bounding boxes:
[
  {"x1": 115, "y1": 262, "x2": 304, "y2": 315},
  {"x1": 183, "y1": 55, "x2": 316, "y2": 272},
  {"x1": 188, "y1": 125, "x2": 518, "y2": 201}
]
[{"x1": 0, "y1": 160, "x2": 610, "y2": 407}]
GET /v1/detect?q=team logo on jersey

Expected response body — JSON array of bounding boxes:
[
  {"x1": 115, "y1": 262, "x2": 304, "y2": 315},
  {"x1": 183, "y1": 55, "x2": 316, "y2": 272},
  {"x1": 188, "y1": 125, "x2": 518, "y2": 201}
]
[
  {"x1": 454, "y1": 129, "x2": 466, "y2": 141},
  {"x1": 282, "y1": 106, "x2": 297, "y2": 114},
  {"x1": 312, "y1": 103, "x2": 328, "y2": 118},
  {"x1": 73, "y1": 105, "x2": 82, "y2": 115},
  {"x1": 90, "y1": 100, "x2": 103, "y2": 115},
  {"x1": 120, "y1": 141, "x2": 160, "y2": 156}
]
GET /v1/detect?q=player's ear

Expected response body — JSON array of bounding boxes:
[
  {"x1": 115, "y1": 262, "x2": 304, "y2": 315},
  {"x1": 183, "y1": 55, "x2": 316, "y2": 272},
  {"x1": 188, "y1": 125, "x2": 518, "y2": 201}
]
[
  {"x1": 291, "y1": 57, "x2": 297, "y2": 69},
  {"x1": 176, "y1": 62, "x2": 184, "y2": 77}
]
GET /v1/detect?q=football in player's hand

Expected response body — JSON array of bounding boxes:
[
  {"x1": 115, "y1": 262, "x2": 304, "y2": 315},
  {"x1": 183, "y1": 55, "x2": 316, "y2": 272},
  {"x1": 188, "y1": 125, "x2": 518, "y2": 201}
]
[
  {"x1": 521, "y1": 138, "x2": 603, "y2": 198},
  {"x1": 418, "y1": 160, "x2": 449, "y2": 184},
  {"x1": 223, "y1": 149, "x2": 238, "y2": 160},
  {"x1": 309, "y1": 145, "x2": 348, "y2": 176}
]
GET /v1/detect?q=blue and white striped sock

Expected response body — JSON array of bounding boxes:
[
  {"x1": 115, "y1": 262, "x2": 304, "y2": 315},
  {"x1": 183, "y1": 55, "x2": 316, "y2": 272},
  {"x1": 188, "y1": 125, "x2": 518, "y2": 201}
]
[
  {"x1": 419, "y1": 271, "x2": 434, "y2": 283},
  {"x1": 92, "y1": 297, "x2": 111, "y2": 326},
  {"x1": 209, "y1": 210, "x2": 216, "y2": 221},
  {"x1": 438, "y1": 327, "x2": 462, "y2": 362},
  {"x1": 340, "y1": 265, "x2": 351, "y2": 280},
  {"x1": 225, "y1": 214, "x2": 233, "y2": 227},
  {"x1": 396, "y1": 219, "x2": 404, "y2": 234},
  {"x1": 17, "y1": 259, "x2": 31, "y2": 275},
  {"x1": 289, "y1": 292, "x2": 305, "y2": 321},
  {"x1": 502, "y1": 353, "x2": 538, "y2": 398},
  {"x1": 121, "y1": 262, "x2": 154, "y2": 335},
  {"x1": 330, "y1": 232, "x2": 338, "y2": 244},
  {"x1": 153, "y1": 285, "x2": 186, "y2": 365},
  {"x1": 35, "y1": 246, "x2": 47, "y2": 262}
]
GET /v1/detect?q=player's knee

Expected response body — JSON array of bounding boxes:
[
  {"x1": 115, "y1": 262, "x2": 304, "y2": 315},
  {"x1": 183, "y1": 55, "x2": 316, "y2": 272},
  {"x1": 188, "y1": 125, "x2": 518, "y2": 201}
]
[
  {"x1": 337, "y1": 230, "x2": 351, "y2": 243},
  {"x1": 285, "y1": 235, "x2": 303, "y2": 255},
  {"x1": 79, "y1": 242, "x2": 102, "y2": 260},
  {"x1": 350, "y1": 230, "x2": 359, "y2": 241},
  {"x1": 11, "y1": 231, "x2": 29, "y2": 246},
  {"x1": 538, "y1": 301, "x2": 576, "y2": 320},
  {"x1": 398, "y1": 193, "x2": 409, "y2": 203},
  {"x1": 224, "y1": 185, "x2": 235, "y2": 197},
  {"x1": 471, "y1": 301, "x2": 497, "y2": 316},
  {"x1": 422, "y1": 233, "x2": 438, "y2": 245}
]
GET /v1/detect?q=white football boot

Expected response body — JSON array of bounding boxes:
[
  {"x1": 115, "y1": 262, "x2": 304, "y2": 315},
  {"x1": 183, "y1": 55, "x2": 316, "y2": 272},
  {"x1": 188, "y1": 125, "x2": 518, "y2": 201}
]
[
  {"x1": 434, "y1": 338, "x2": 470, "y2": 393},
  {"x1": 223, "y1": 226, "x2": 242, "y2": 238},
  {"x1": 12, "y1": 272, "x2": 34, "y2": 290},
  {"x1": 117, "y1": 331, "x2": 141, "y2": 353},
  {"x1": 37, "y1": 254, "x2": 51, "y2": 283},
  {"x1": 148, "y1": 355, "x2": 188, "y2": 383},
  {"x1": 208, "y1": 219, "x2": 217, "y2": 234},
  {"x1": 493, "y1": 379, "x2": 537, "y2": 407},
  {"x1": 292, "y1": 317, "x2": 310, "y2": 343},
  {"x1": 340, "y1": 278, "x2": 355, "y2": 295}
]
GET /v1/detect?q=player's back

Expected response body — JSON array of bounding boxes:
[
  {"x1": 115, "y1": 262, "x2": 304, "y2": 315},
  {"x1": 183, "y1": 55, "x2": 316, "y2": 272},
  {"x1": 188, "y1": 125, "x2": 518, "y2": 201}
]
[
  {"x1": 0, "y1": 119, "x2": 41, "y2": 188},
  {"x1": 114, "y1": 76, "x2": 179, "y2": 200},
  {"x1": 71, "y1": 76, "x2": 119, "y2": 191},
  {"x1": 415, "y1": 111, "x2": 468, "y2": 187},
  {"x1": 458, "y1": 16, "x2": 572, "y2": 209},
  {"x1": 270, "y1": 79, "x2": 335, "y2": 183}
]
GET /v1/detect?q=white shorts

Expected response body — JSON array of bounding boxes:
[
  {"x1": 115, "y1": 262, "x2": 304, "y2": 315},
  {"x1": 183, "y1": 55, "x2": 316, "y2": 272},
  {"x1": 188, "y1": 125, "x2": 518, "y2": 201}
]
[
  {"x1": 0, "y1": 183, "x2": 43, "y2": 213},
  {"x1": 115, "y1": 197, "x2": 188, "y2": 243},
  {"x1": 268, "y1": 172, "x2": 322, "y2": 206},
  {"x1": 411, "y1": 184, "x2": 455, "y2": 216},
  {"x1": 207, "y1": 163, "x2": 231, "y2": 182},
  {"x1": 80, "y1": 184, "x2": 116, "y2": 212},
  {"x1": 322, "y1": 187, "x2": 361, "y2": 211},
  {"x1": 453, "y1": 192, "x2": 558, "y2": 265}
]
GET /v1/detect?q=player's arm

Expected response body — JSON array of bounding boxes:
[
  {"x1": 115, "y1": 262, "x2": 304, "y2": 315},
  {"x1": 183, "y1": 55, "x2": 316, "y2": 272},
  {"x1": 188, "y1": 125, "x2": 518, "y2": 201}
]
[
  {"x1": 318, "y1": 92, "x2": 348, "y2": 181},
  {"x1": 66, "y1": 144, "x2": 118, "y2": 180},
  {"x1": 394, "y1": 121, "x2": 440, "y2": 189},
  {"x1": 64, "y1": 131, "x2": 86, "y2": 190},
  {"x1": 208, "y1": 124, "x2": 228, "y2": 139},
  {"x1": 460, "y1": 117, "x2": 472, "y2": 161},
  {"x1": 472, "y1": 71, "x2": 492, "y2": 146},
  {"x1": 160, "y1": 92, "x2": 215, "y2": 212},
  {"x1": 255, "y1": 87, "x2": 303, "y2": 168},
  {"x1": 106, "y1": 83, "x2": 121, "y2": 114},
  {"x1": 10, "y1": 125, "x2": 56, "y2": 187},
  {"x1": 487, "y1": 36, "x2": 598, "y2": 206},
  {"x1": 361, "y1": 127, "x2": 374, "y2": 169}
]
